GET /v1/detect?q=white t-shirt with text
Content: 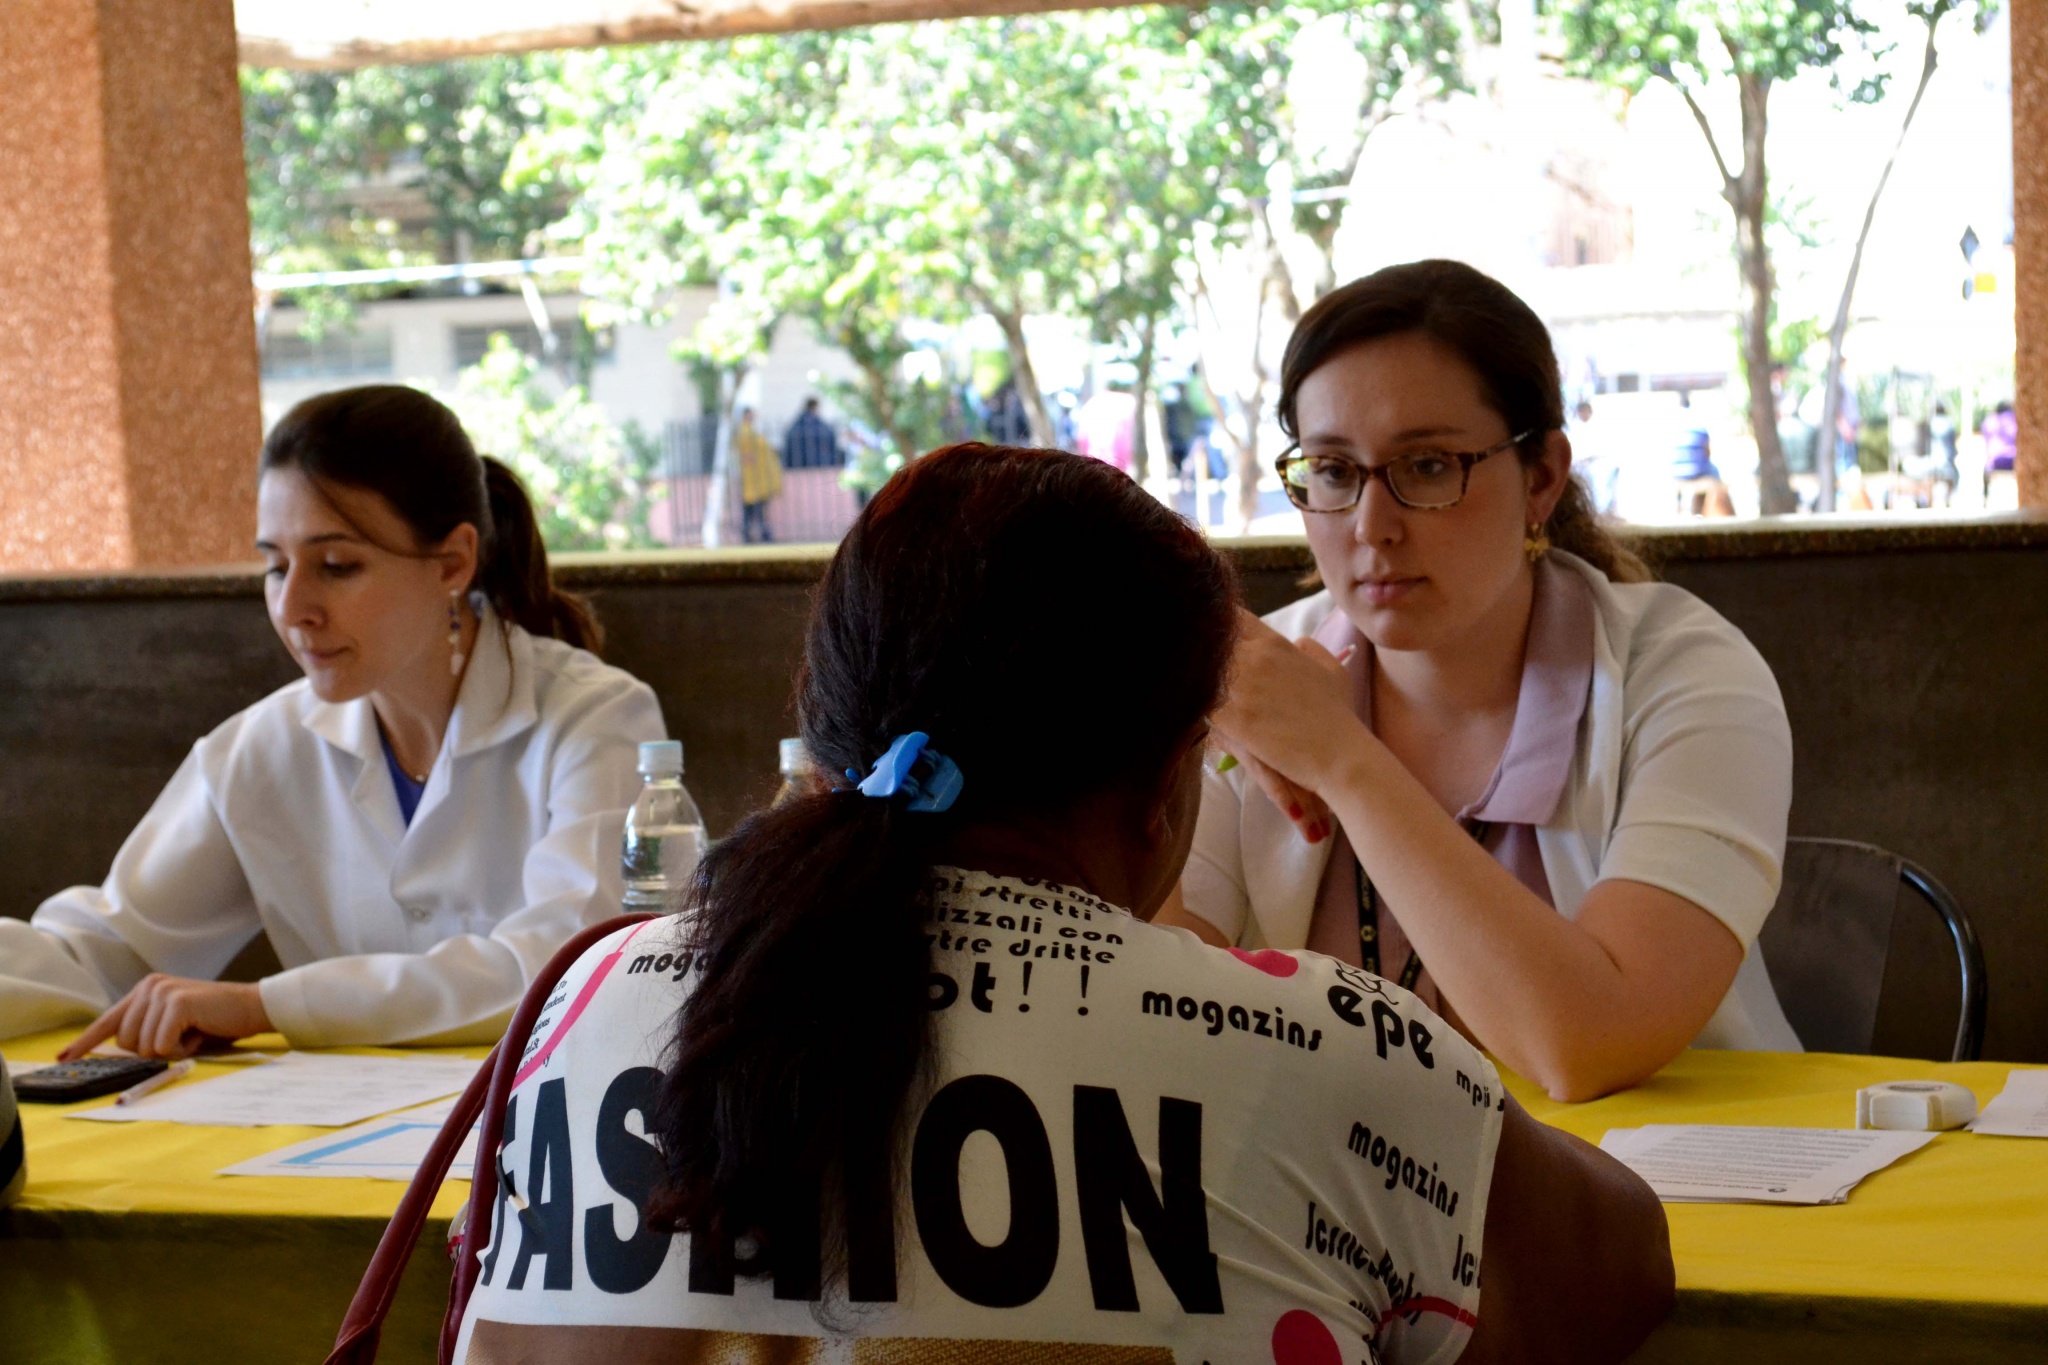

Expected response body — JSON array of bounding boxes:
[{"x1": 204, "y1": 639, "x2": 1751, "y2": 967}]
[{"x1": 456, "y1": 868, "x2": 1505, "y2": 1365}]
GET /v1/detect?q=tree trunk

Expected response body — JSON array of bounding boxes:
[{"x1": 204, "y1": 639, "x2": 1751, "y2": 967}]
[
  {"x1": 858, "y1": 357, "x2": 918, "y2": 465},
  {"x1": 991, "y1": 308, "x2": 1057, "y2": 447},
  {"x1": 1816, "y1": 13, "x2": 1944, "y2": 513},
  {"x1": 1130, "y1": 314, "x2": 1157, "y2": 483},
  {"x1": 1730, "y1": 71, "x2": 1798, "y2": 516},
  {"x1": 699, "y1": 364, "x2": 741, "y2": 548}
]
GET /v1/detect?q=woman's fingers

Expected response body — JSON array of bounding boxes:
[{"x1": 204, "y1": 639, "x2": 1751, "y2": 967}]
[
  {"x1": 1238, "y1": 749, "x2": 1331, "y2": 844},
  {"x1": 59, "y1": 1000, "x2": 129, "y2": 1060},
  {"x1": 59, "y1": 976, "x2": 266, "y2": 1061}
]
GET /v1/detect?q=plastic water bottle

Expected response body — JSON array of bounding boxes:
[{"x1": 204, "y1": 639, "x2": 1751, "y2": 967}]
[
  {"x1": 621, "y1": 740, "x2": 706, "y2": 912},
  {"x1": 773, "y1": 737, "x2": 812, "y2": 807}
]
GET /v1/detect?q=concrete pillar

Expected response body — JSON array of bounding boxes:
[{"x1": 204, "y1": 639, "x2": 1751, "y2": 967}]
[
  {"x1": 0, "y1": 0, "x2": 261, "y2": 572},
  {"x1": 2016, "y1": 0, "x2": 2048, "y2": 507}
]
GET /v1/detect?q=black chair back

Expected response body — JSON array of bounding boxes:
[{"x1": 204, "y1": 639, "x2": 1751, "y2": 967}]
[{"x1": 1757, "y1": 837, "x2": 1986, "y2": 1062}]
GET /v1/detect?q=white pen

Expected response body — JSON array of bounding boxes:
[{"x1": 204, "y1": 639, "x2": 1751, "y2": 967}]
[{"x1": 116, "y1": 1058, "x2": 195, "y2": 1105}]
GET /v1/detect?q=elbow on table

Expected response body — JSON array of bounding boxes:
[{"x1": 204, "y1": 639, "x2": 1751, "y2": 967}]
[{"x1": 1528, "y1": 1047, "x2": 1664, "y2": 1106}]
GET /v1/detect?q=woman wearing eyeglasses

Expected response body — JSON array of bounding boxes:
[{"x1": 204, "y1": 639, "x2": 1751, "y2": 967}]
[{"x1": 1159, "y1": 260, "x2": 1799, "y2": 1101}]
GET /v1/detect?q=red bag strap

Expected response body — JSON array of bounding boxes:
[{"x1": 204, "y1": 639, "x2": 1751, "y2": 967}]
[{"x1": 323, "y1": 913, "x2": 657, "y2": 1365}]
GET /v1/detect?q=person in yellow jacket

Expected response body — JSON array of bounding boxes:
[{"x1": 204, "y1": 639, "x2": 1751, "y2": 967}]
[{"x1": 736, "y1": 406, "x2": 783, "y2": 543}]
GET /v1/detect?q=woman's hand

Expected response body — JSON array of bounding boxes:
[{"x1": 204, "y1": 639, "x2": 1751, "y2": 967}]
[
  {"x1": 1212, "y1": 609, "x2": 1369, "y2": 842},
  {"x1": 59, "y1": 977, "x2": 272, "y2": 1060}
]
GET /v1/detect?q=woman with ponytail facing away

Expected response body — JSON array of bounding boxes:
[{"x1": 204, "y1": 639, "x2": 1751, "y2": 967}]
[
  {"x1": 454, "y1": 444, "x2": 1669, "y2": 1365},
  {"x1": 0, "y1": 386, "x2": 665, "y2": 1056}
]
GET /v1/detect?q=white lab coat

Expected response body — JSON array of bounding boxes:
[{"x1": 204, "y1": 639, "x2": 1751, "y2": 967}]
[
  {"x1": 0, "y1": 606, "x2": 666, "y2": 1047},
  {"x1": 1184, "y1": 551, "x2": 1802, "y2": 1052}
]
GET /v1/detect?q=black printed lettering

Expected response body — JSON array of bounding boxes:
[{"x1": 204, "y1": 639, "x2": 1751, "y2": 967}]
[
  {"x1": 910, "y1": 1075, "x2": 1059, "y2": 1308},
  {"x1": 1072, "y1": 1087, "x2": 1223, "y2": 1314},
  {"x1": 584, "y1": 1067, "x2": 671, "y2": 1294},
  {"x1": 1372, "y1": 1000, "x2": 1406, "y2": 1059},
  {"x1": 507, "y1": 1078, "x2": 574, "y2": 1291},
  {"x1": 1408, "y1": 1017, "x2": 1436, "y2": 1069}
]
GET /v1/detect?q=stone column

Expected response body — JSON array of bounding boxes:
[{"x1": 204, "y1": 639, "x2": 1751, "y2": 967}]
[
  {"x1": 2016, "y1": 0, "x2": 2048, "y2": 507},
  {"x1": 0, "y1": 0, "x2": 261, "y2": 572}
]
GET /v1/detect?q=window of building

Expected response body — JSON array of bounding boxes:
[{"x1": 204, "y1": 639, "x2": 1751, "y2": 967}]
[{"x1": 260, "y1": 328, "x2": 394, "y2": 380}]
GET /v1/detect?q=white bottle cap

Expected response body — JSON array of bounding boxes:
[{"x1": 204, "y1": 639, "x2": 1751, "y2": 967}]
[
  {"x1": 779, "y1": 738, "x2": 807, "y2": 774},
  {"x1": 638, "y1": 740, "x2": 683, "y2": 776},
  {"x1": 1856, "y1": 1080, "x2": 1978, "y2": 1131}
]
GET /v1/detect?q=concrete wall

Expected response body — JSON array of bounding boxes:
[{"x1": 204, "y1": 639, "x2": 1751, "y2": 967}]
[{"x1": 3, "y1": 523, "x2": 2043, "y2": 1061}]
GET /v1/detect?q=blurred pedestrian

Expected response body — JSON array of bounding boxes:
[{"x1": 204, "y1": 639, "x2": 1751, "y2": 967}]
[
  {"x1": 782, "y1": 397, "x2": 843, "y2": 469},
  {"x1": 984, "y1": 380, "x2": 1033, "y2": 445},
  {"x1": 1671, "y1": 394, "x2": 1733, "y2": 517},
  {"x1": 1073, "y1": 384, "x2": 1136, "y2": 473},
  {"x1": 1982, "y1": 400, "x2": 2018, "y2": 472},
  {"x1": 735, "y1": 406, "x2": 782, "y2": 544},
  {"x1": 1570, "y1": 398, "x2": 1620, "y2": 515}
]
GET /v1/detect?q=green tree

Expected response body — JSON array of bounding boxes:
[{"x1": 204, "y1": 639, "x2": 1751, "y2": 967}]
[
  {"x1": 1171, "y1": 0, "x2": 1467, "y2": 523},
  {"x1": 444, "y1": 336, "x2": 661, "y2": 552},
  {"x1": 1810, "y1": 1, "x2": 1996, "y2": 509},
  {"x1": 242, "y1": 55, "x2": 569, "y2": 275},
  {"x1": 1557, "y1": 0, "x2": 1893, "y2": 514}
]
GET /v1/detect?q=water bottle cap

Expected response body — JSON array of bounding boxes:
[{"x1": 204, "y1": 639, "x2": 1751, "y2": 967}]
[
  {"x1": 638, "y1": 740, "x2": 683, "y2": 776},
  {"x1": 779, "y1": 738, "x2": 807, "y2": 774}
]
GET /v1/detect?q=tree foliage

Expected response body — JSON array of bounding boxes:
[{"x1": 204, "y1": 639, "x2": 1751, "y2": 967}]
[
  {"x1": 1555, "y1": 0, "x2": 1902, "y2": 512},
  {"x1": 242, "y1": 56, "x2": 568, "y2": 274},
  {"x1": 443, "y1": 336, "x2": 661, "y2": 552}
]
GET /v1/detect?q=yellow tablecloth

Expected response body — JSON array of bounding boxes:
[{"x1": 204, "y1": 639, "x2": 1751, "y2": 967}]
[
  {"x1": 3, "y1": 1031, "x2": 487, "y2": 1365},
  {"x1": 5, "y1": 1034, "x2": 2045, "y2": 1363},
  {"x1": 1507, "y1": 1050, "x2": 2048, "y2": 1362}
]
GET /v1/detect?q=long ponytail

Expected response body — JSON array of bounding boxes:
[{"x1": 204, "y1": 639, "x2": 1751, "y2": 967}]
[
  {"x1": 478, "y1": 456, "x2": 602, "y2": 651},
  {"x1": 649, "y1": 443, "x2": 1241, "y2": 1291}
]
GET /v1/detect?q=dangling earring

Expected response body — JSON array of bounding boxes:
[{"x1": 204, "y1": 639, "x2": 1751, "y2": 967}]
[
  {"x1": 448, "y1": 591, "x2": 466, "y2": 677},
  {"x1": 1523, "y1": 522, "x2": 1552, "y2": 563}
]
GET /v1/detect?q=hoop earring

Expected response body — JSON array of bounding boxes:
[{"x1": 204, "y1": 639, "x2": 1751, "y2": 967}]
[
  {"x1": 448, "y1": 591, "x2": 466, "y2": 677},
  {"x1": 1523, "y1": 522, "x2": 1552, "y2": 563}
]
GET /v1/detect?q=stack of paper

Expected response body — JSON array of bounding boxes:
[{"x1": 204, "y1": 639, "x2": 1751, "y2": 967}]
[
  {"x1": 1969, "y1": 1070, "x2": 2048, "y2": 1137},
  {"x1": 220, "y1": 1097, "x2": 479, "y2": 1181},
  {"x1": 1600, "y1": 1125, "x2": 1934, "y2": 1205},
  {"x1": 68, "y1": 1052, "x2": 479, "y2": 1128}
]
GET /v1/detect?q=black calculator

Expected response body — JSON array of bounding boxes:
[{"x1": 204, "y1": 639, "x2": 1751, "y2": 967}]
[{"x1": 12, "y1": 1056, "x2": 167, "y2": 1103}]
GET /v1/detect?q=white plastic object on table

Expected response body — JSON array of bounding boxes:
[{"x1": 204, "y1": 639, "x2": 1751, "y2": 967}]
[{"x1": 1855, "y1": 1080, "x2": 1979, "y2": 1132}]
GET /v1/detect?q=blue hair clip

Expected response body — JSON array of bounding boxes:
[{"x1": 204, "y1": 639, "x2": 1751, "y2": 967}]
[{"x1": 847, "y1": 731, "x2": 964, "y2": 813}]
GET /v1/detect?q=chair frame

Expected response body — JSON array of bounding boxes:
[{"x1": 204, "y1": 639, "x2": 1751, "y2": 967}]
[{"x1": 1788, "y1": 837, "x2": 1987, "y2": 1062}]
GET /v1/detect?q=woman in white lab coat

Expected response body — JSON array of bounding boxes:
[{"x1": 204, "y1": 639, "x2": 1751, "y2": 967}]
[{"x1": 0, "y1": 386, "x2": 665, "y2": 1057}]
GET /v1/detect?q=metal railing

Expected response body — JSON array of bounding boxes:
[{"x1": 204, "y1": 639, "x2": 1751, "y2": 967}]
[{"x1": 649, "y1": 416, "x2": 864, "y2": 548}]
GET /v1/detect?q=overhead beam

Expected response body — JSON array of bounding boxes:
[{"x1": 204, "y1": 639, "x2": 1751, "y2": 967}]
[{"x1": 237, "y1": 0, "x2": 1174, "y2": 70}]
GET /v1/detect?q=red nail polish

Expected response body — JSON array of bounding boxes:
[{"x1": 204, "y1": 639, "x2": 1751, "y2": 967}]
[
  {"x1": 1307, "y1": 822, "x2": 1326, "y2": 844},
  {"x1": 1287, "y1": 803, "x2": 1304, "y2": 821}
]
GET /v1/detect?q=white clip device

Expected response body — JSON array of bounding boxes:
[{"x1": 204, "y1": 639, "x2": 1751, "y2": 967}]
[{"x1": 1855, "y1": 1080, "x2": 1979, "y2": 1132}]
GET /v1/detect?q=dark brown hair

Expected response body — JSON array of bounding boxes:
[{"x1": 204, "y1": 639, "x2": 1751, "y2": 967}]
[
  {"x1": 258, "y1": 385, "x2": 602, "y2": 650},
  {"x1": 650, "y1": 443, "x2": 1240, "y2": 1292},
  {"x1": 1278, "y1": 259, "x2": 1648, "y2": 583}
]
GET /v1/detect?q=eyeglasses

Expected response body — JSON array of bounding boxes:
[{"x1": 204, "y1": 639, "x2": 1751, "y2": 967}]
[{"x1": 1275, "y1": 431, "x2": 1537, "y2": 513}]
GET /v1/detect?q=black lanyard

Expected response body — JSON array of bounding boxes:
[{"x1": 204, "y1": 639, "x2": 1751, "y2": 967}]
[{"x1": 1355, "y1": 820, "x2": 1492, "y2": 987}]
